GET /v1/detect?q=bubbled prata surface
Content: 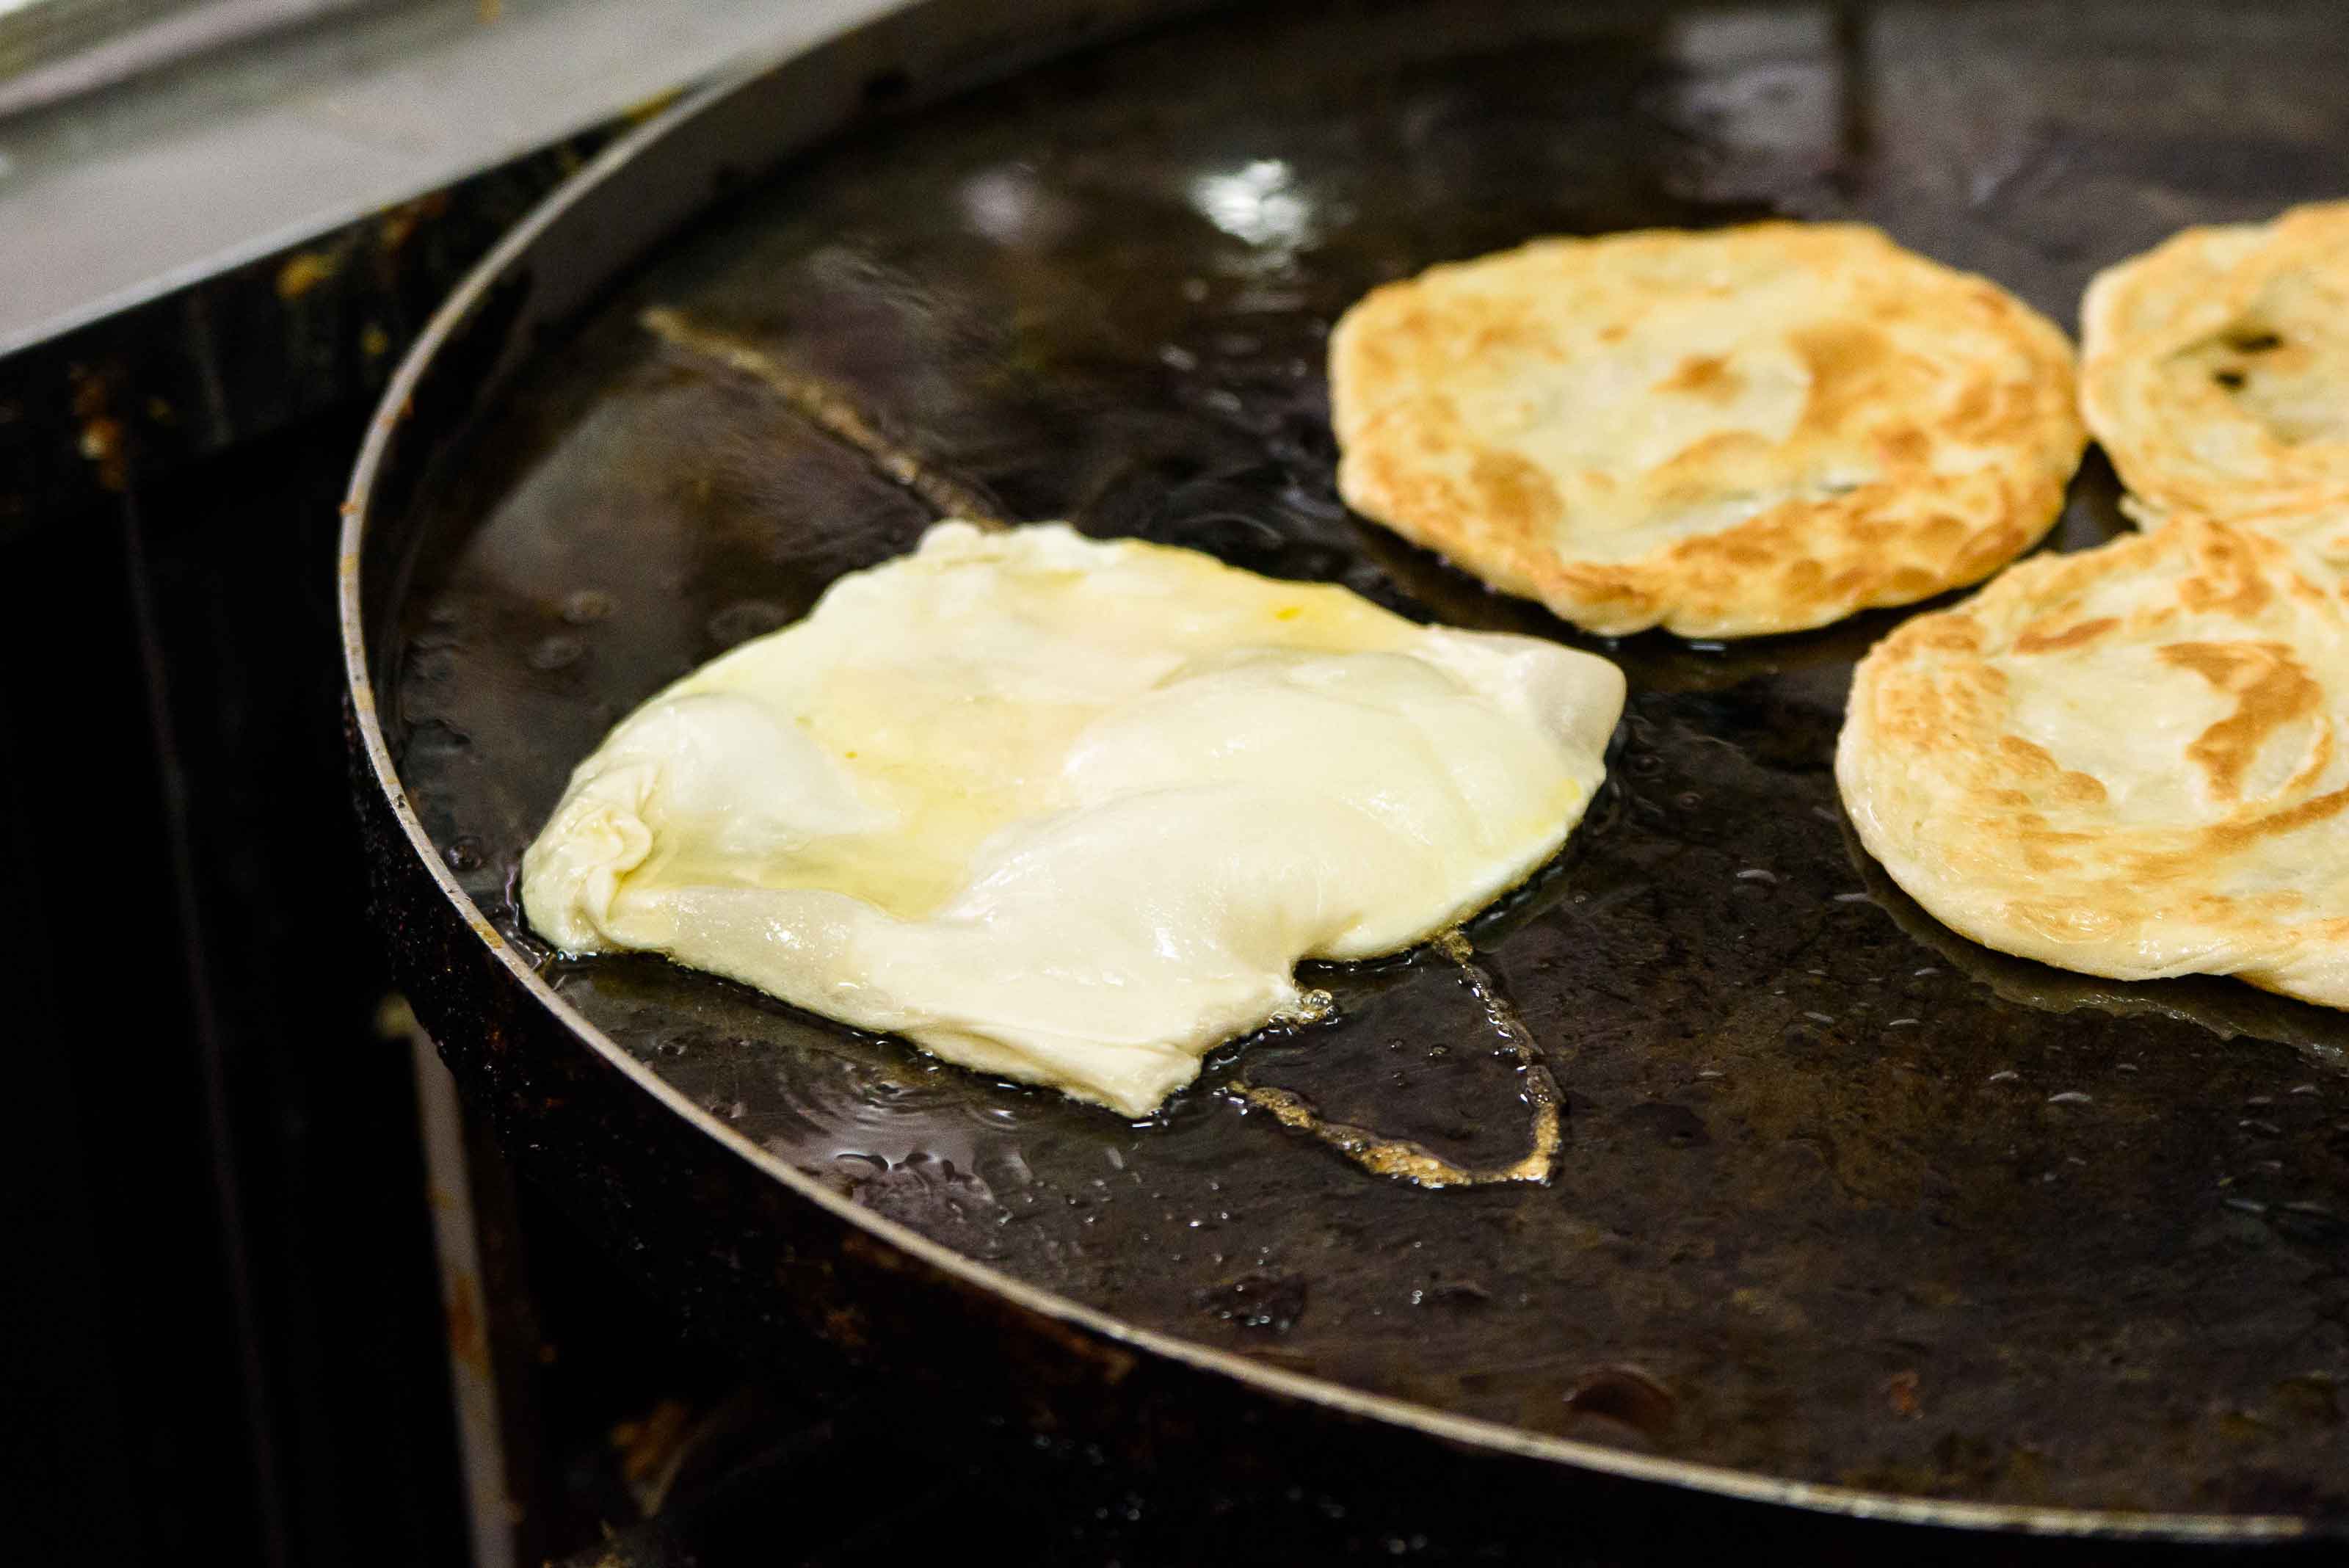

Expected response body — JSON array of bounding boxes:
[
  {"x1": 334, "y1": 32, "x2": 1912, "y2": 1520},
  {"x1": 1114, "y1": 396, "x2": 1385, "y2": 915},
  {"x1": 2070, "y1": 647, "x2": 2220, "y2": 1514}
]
[
  {"x1": 2081, "y1": 200, "x2": 2349, "y2": 534},
  {"x1": 388, "y1": 0, "x2": 2349, "y2": 1520},
  {"x1": 1329, "y1": 222, "x2": 2083, "y2": 637}
]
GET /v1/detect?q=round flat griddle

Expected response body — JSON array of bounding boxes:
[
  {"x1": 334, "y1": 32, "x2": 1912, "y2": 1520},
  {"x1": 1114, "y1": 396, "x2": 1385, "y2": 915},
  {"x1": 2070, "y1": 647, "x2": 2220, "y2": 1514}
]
[{"x1": 343, "y1": 0, "x2": 2349, "y2": 1553}]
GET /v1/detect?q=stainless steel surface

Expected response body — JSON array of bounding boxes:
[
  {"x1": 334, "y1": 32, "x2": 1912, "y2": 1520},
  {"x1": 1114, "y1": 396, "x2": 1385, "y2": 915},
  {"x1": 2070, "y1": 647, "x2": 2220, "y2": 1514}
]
[
  {"x1": 0, "y1": 0, "x2": 899, "y2": 352},
  {"x1": 0, "y1": 0, "x2": 389, "y2": 120},
  {"x1": 399, "y1": 1001, "x2": 520, "y2": 1568}
]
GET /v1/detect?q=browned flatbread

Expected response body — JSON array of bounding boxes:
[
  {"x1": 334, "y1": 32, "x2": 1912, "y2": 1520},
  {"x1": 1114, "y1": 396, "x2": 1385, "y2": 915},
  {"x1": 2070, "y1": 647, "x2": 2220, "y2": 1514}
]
[
  {"x1": 1838, "y1": 516, "x2": 2349, "y2": 1009},
  {"x1": 2080, "y1": 200, "x2": 2349, "y2": 535},
  {"x1": 1330, "y1": 222, "x2": 2085, "y2": 638}
]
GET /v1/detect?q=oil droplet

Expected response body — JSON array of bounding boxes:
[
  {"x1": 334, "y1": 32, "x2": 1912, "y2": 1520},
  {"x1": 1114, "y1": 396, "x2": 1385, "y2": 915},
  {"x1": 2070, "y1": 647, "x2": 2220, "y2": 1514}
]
[
  {"x1": 529, "y1": 634, "x2": 584, "y2": 671},
  {"x1": 1562, "y1": 1363, "x2": 1677, "y2": 1441},
  {"x1": 562, "y1": 588, "x2": 614, "y2": 625}
]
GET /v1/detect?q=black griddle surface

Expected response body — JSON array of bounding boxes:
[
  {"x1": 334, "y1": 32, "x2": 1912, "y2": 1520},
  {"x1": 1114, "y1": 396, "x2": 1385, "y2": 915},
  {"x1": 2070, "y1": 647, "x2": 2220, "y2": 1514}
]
[{"x1": 391, "y1": 0, "x2": 2349, "y2": 1516}]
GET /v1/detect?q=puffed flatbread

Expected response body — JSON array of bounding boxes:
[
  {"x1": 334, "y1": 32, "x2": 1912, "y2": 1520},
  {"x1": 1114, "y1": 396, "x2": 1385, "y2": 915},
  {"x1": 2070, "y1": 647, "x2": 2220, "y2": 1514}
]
[
  {"x1": 1837, "y1": 516, "x2": 2349, "y2": 1009},
  {"x1": 2080, "y1": 200, "x2": 2349, "y2": 534},
  {"x1": 1329, "y1": 222, "x2": 2084, "y2": 638}
]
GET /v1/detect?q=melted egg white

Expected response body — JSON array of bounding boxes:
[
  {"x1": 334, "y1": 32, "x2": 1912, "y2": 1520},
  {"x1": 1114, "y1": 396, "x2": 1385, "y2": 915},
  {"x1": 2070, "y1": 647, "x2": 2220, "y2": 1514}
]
[{"x1": 521, "y1": 522, "x2": 1624, "y2": 1115}]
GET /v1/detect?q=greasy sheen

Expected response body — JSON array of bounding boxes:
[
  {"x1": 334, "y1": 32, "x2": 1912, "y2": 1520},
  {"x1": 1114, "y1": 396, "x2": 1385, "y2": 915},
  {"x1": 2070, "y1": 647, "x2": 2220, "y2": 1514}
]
[
  {"x1": 1329, "y1": 222, "x2": 2085, "y2": 638},
  {"x1": 1837, "y1": 517, "x2": 2349, "y2": 1008},
  {"x1": 521, "y1": 523, "x2": 1626, "y2": 1115},
  {"x1": 2080, "y1": 200, "x2": 2349, "y2": 540}
]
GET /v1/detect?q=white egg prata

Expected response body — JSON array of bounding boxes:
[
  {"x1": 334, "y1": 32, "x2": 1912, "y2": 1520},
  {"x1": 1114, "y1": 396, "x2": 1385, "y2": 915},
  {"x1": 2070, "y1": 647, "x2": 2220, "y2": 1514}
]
[{"x1": 521, "y1": 522, "x2": 1625, "y2": 1117}]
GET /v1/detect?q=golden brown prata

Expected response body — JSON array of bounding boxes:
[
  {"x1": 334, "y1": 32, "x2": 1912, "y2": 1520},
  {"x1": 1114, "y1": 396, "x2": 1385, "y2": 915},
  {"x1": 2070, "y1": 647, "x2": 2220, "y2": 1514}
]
[
  {"x1": 1838, "y1": 518, "x2": 2349, "y2": 1008},
  {"x1": 2081, "y1": 200, "x2": 2349, "y2": 549},
  {"x1": 1329, "y1": 222, "x2": 2084, "y2": 638}
]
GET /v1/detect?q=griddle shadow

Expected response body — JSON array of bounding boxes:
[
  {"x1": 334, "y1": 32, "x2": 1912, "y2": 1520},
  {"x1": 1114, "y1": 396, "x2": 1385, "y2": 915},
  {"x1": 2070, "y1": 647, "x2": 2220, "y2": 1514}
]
[{"x1": 1832, "y1": 803, "x2": 2349, "y2": 1070}]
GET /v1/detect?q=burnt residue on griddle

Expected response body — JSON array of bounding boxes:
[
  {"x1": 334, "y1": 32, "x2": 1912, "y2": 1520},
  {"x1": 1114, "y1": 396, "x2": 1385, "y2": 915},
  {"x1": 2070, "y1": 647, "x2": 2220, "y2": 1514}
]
[{"x1": 387, "y1": 0, "x2": 2349, "y2": 1516}]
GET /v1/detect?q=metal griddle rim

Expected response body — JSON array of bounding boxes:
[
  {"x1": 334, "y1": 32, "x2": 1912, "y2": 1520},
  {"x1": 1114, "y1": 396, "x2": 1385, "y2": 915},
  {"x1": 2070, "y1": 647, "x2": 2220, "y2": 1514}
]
[{"x1": 334, "y1": 0, "x2": 2313, "y2": 1540}]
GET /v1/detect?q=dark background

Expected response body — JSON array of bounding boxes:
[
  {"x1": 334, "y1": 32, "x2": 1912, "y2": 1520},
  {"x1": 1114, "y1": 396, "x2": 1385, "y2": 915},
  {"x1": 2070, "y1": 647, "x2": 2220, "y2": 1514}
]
[{"x1": 0, "y1": 406, "x2": 468, "y2": 1564}]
